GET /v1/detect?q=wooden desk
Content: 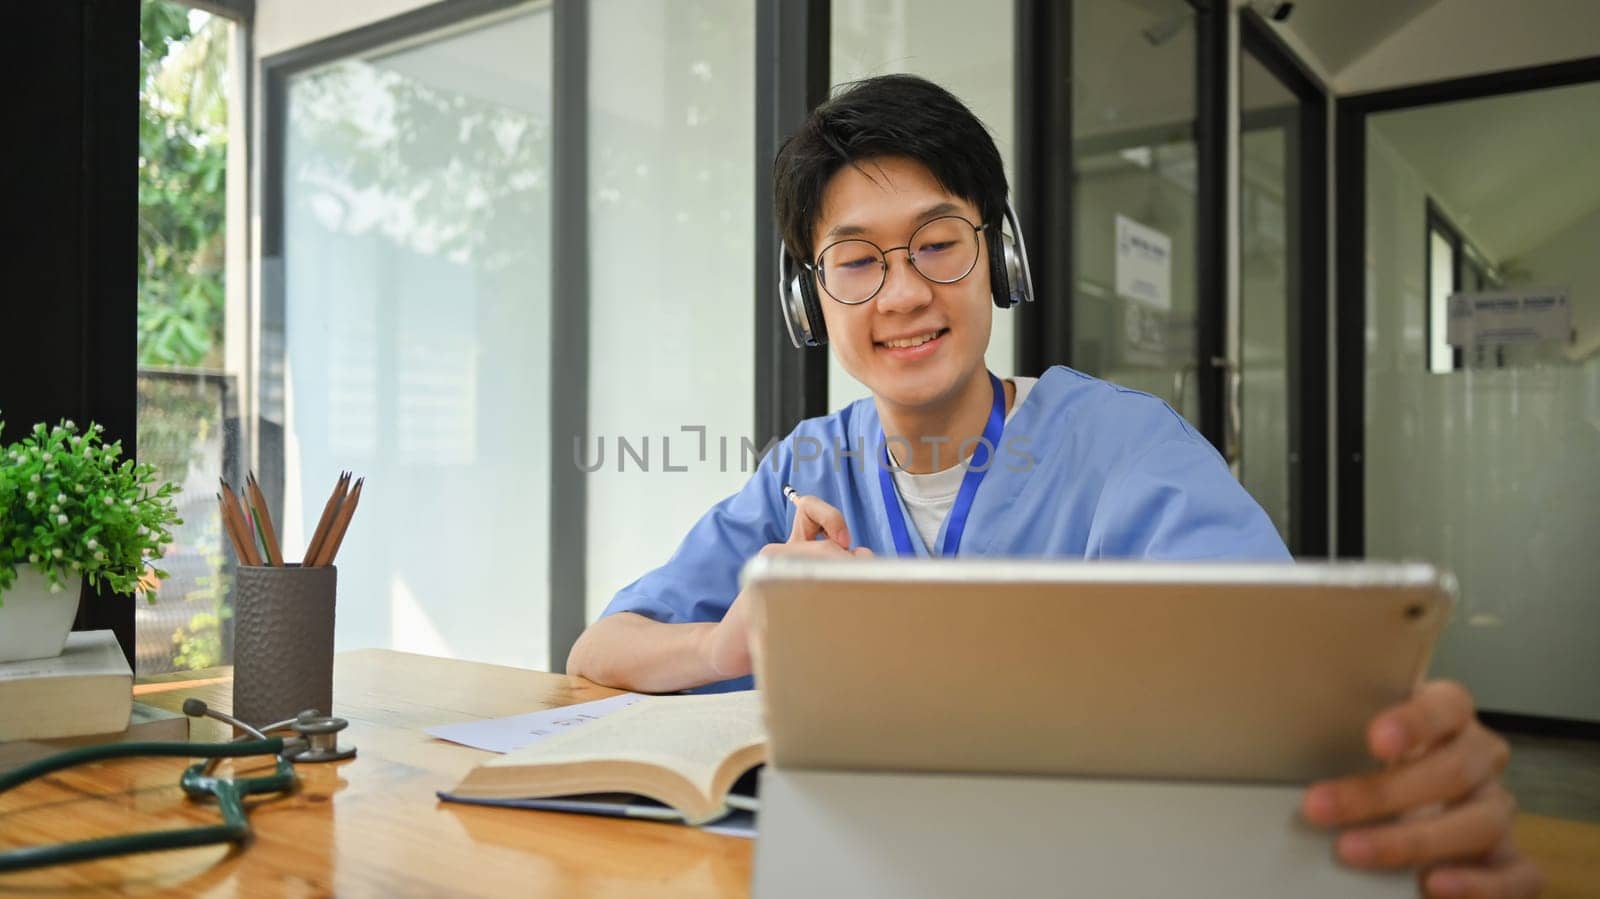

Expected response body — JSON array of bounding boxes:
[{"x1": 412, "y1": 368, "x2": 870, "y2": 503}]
[
  {"x1": 0, "y1": 650, "x2": 751, "y2": 897},
  {"x1": 2, "y1": 649, "x2": 1597, "y2": 897}
]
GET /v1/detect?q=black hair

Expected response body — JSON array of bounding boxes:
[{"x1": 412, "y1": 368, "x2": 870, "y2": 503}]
[{"x1": 772, "y1": 74, "x2": 1008, "y2": 263}]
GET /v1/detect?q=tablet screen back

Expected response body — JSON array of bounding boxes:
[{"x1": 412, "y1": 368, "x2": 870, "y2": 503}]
[{"x1": 743, "y1": 559, "x2": 1453, "y2": 782}]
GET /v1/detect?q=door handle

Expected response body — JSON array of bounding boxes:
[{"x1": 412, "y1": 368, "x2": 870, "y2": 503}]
[{"x1": 1211, "y1": 356, "x2": 1242, "y2": 472}]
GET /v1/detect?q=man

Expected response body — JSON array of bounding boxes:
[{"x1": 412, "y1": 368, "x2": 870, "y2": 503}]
[{"x1": 568, "y1": 75, "x2": 1542, "y2": 897}]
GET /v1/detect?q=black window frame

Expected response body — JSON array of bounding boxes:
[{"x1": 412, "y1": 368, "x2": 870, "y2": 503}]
[{"x1": 1239, "y1": 8, "x2": 1330, "y2": 558}]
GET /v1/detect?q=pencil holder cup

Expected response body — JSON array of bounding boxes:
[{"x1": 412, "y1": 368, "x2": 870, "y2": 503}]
[{"x1": 232, "y1": 564, "x2": 337, "y2": 728}]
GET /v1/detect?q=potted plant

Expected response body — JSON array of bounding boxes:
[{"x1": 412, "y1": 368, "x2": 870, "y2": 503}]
[{"x1": 0, "y1": 418, "x2": 181, "y2": 663}]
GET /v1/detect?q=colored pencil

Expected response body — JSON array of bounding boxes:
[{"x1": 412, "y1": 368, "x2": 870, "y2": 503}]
[{"x1": 246, "y1": 473, "x2": 285, "y2": 566}]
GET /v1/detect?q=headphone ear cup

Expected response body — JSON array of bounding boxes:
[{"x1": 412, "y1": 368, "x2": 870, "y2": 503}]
[
  {"x1": 1001, "y1": 232, "x2": 1025, "y2": 306},
  {"x1": 1001, "y1": 203, "x2": 1034, "y2": 307},
  {"x1": 779, "y1": 244, "x2": 828, "y2": 348},
  {"x1": 985, "y1": 226, "x2": 1013, "y2": 309},
  {"x1": 797, "y1": 267, "x2": 828, "y2": 346}
]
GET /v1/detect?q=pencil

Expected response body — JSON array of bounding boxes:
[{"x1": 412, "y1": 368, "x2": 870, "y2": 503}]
[
  {"x1": 303, "y1": 471, "x2": 348, "y2": 566},
  {"x1": 313, "y1": 477, "x2": 363, "y2": 567},
  {"x1": 219, "y1": 479, "x2": 262, "y2": 566},
  {"x1": 231, "y1": 482, "x2": 264, "y2": 567},
  {"x1": 246, "y1": 473, "x2": 284, "y2": 566},
  {"x1": 218, "y1": 492, "x2": 250, "y2": 563}
]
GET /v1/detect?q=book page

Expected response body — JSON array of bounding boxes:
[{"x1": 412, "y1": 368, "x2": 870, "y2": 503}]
[
  {"x1": 426, "y1": 692, "x2": 645, "y2": 753},
  {"x1": 483, "y1": 690, "x2": 764, "y2": 798}
]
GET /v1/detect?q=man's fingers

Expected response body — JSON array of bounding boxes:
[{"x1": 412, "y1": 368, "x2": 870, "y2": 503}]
[
  {"x1": 763, "y1": 538, "x2": 854, "y2": 559},
  {"x1": 787, "y1": 493, "x2": 851, "y2": 547},
  {"x1": 1333, "y1": 782, "x2": 1515, "y2": 870},
  {"x1": 1305, "y1": 723, "x2": 1509, "y2": 826},
  {"x1": 1421, "y1": 849, "x2": 1546, "y2": 898},
  {"x1": 1369, "y1": 681, "x2": 1477, "y2": 762}
]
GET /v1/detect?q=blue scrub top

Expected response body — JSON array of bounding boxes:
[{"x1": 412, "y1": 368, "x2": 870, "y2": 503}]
[{"x1": 600, "y1": 366, "x2": 1290, "y2": 692}]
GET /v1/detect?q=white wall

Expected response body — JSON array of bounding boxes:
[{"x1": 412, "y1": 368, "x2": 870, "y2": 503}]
[
  {"x1": 1511, "y1": 206, "x2": 1600, "y2": 358},
  {"x1": 256, "y1": 0, "x2": 439, "y2": 57},
  {"x1": 1364, "y1": 127, "x2": 1600, "y2": 719},
  {"x1": 1340, "y1": 0, "x2": 1600, "y2": 93}
]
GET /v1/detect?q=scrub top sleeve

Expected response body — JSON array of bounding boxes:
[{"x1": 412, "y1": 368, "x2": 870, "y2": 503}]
[
  {"x1": 1088, "y1": 439, "x2": 1291, "y2": 561},
  {"x1": 598, "y1": 440, "x2": 793, "y2": 624}
]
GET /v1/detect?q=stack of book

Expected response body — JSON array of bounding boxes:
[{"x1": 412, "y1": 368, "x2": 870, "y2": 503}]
[{"x1": 0, "y1": 630, "x2": 189, "y2": 771}]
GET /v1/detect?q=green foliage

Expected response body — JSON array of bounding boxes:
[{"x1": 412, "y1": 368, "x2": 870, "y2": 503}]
[
  {"x1": 0, "y1": 419, "x2": 182, "y2": 603},
  {"x1": 137, "y1": 374, "x2": 223, "y2": 498},
  {"x1": 172, "y1": 559, "x2": 233, "y2": 670},
  {"x1": 137, "y1": 4, "x2": 232, "y2": 666},
  {"x1": 139, "y1": 0, "x2": 229, "y2": 369}
]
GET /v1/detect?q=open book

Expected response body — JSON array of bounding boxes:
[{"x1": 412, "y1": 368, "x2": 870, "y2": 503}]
[{"x1": 440, "y1": 690, "x2": 765, "y2": 826}]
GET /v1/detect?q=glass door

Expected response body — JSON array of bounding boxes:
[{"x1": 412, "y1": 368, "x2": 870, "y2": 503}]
[
  {"x1": 1360, "y1": 78, "x2": 1600, "y2": 720},
  {"x1": 1237, "y1": 17, "x2": 1326, "y2": 554},
  {"x1": 1071, "y1": 0, "x2": 1202, "y2": 425}
]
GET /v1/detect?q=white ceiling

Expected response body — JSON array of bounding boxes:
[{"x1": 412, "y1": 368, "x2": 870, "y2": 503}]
[
  {"x1": 1271, "y1": 0, "x2": 1443, "y2": 78},
  {"x1": 1371, "y1": 79, "x2": 1600, "y2": 262}
]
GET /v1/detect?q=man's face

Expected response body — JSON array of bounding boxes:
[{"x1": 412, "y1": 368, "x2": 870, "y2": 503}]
[{"x1": 811, "y1": 156, "x2": 993, "y2": 411}]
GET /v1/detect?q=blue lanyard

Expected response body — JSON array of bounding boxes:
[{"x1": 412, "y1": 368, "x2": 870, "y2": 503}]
[{"x1": 878, "y1": 372, "x2": 1005, "y2": 557}]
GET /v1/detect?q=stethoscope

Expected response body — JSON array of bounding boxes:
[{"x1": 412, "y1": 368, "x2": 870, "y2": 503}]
[
  {"x1": 0, "y1": 701, "x2": 356, "y2": 872},
  {"x1": 182, "y1": 699, "x2": 358, "y2": 765}
]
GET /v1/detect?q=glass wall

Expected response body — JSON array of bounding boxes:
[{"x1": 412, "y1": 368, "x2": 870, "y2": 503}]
[
  {"x1": 1070, "y1": 0, "x2": 1200, "y2": 425},
  {"x1": 1238, "y1": 48, "x2": 1296, "y2": 542},
  {"x1": 829, "y1": 0, "x2": 1016, "y2": 410},
  {"x1": 278, "y1": 5, "x2": 554, "y2": 669},
  {"x1": 1365, "y1": 80, "x2": 1600, "y2": 720},
  {"x1": 584, "y1": 0, "x2": 756, "y2": 620}
]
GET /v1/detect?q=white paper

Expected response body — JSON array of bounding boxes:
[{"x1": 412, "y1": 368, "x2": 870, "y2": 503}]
[
  {"x1": 1446, "y1": 288, "x2": 1571, "y2": 346},
  {"x1": 1114, "y1": 214, "x2": 1172, "y2": 311},
  {"x1": 425, "y1": 692, "x2": 645, "y2": 754}
]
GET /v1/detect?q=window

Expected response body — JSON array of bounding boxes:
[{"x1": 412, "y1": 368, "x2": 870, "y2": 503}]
[
  {"x1": 584, "y1": 0, "x2": 756, "y2": 621},
  {"x1": 828, "y1": 0, "x2": 1017, "y2": 409},
  {"x1": 272, "y1": 6, "x2": 554, "y2": 669},
  {"x1": 135, "y1": 0, "x2": 245, "y2": 676},
  {"x1": 1426, "y1": 223, "x2": 1457, "y2": 373},
  {"x1": 1425, "y1": 200, "x2": 1497, "y2": 373}
]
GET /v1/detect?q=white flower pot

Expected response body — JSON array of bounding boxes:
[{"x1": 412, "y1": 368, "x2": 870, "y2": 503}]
[{"x1": 0, "y1": 565, "x2": 83, "y2": 663}]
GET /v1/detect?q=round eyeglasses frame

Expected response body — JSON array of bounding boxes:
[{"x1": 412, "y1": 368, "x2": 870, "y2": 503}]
[{"x1": 805, "y1": 215, "x2": 989, "y2": 306}]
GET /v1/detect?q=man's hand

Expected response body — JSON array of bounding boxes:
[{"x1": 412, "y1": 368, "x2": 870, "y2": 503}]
[
  {"x1": 699, "y1": 493, "x2": 872, "y2": 679},
  {"x1": 1302, "y1": 680, "x2": 1544, "y2": 897},
  {"x1": 787, "y1": 490, "x2": 856, "y2": 547}
]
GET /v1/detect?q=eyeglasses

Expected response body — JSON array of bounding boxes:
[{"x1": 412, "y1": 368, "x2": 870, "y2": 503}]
[{"x1": 808, "y1": 215, "x2": 987, "y2": 305}]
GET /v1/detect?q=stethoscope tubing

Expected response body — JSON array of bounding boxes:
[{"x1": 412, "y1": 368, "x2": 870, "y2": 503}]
[{"x1": 0, "y1": 738, "x2": 284, "y2": 795}]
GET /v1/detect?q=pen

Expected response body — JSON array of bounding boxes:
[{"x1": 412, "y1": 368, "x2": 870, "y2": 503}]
[{"x1": 782, "y1": 484, "x2": 799, "y2": 504}]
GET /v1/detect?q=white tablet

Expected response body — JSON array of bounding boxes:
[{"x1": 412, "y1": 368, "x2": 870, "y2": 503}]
[{"x1": 741, "y1": 558, "x2": 1454, "y2": 782}]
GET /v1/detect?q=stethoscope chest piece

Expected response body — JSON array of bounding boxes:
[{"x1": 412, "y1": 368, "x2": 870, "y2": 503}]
[{"x1": 286, "y1": 712, "x2": 358, "y2": 763}]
